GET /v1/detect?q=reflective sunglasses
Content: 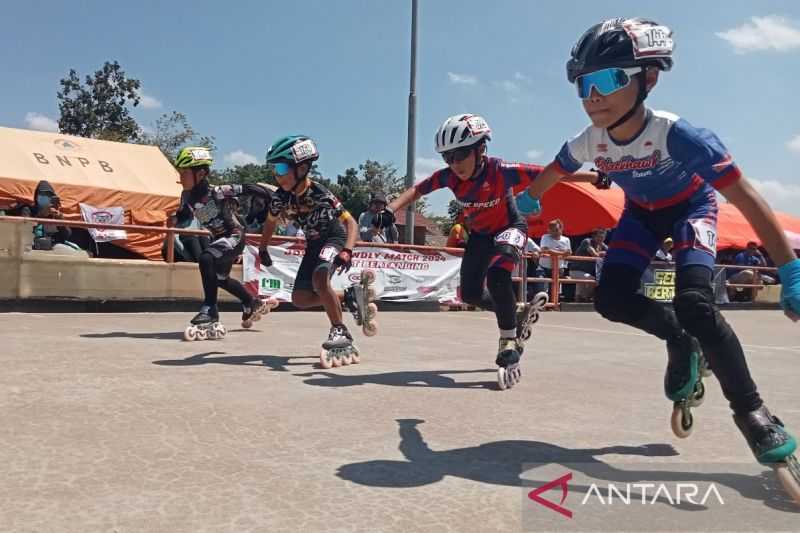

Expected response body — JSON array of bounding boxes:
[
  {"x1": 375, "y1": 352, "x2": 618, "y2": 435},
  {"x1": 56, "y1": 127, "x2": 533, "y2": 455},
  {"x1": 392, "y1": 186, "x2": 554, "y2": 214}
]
[
  {"x1": 442, "y1": 146, "x2": 473, "y2": 165},
  {"x1": 575, "y1": 67, "x2": 642, "y2": 99},
  {"x1": 274, "y1": 162, "x2": 292, "y2": 176}
]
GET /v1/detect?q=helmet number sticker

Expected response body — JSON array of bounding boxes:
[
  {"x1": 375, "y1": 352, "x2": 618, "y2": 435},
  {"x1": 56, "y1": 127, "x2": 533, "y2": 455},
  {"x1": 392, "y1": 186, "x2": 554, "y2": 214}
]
[
  {"x1": 623, "y1": 21, "x2": 673, "y2": 59},
  {"x1": 319, "y1": 245, "x2": 338, "y2": 263},
  {"x1": 190, "y1": 148, "x2": 212, "y2": 161},
  {"x1": 689, "y1": 218, "x2": 717, "y2": 257},
  {"x1": 291, "y1": 139, "x2": 318, "y2": 162},
  {"x1": 466, "y1": 116, "x2": 489, "y2": 135},
  {"x1": 494, "y1": 227, "x2": 527, "y2": 250}
]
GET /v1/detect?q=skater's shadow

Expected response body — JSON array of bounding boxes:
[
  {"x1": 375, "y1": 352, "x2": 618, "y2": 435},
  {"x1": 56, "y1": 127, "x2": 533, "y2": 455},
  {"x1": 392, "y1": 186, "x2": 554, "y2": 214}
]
[
  {"x1": 153, "y1": 351, "x2": 318, "y2": 372},
  {"x1": 337, "y1": 419, "x2": 799, "y2": 513},
  {"x1": 295, "y1": 369, "x2": 497, "y2": 390},
  {"x1": 82, "y1": 331, "x2": 186, "y2": 340}
]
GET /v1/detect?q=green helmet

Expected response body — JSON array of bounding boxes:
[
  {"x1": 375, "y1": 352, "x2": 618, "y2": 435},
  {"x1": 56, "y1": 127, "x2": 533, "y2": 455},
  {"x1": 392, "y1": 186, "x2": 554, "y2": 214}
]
[
  {"x1": 266, "y1": 135, "x2": 319, "y2": 165},
  {"x1": 175, "y1": 146, "x2": 213, "y2": 169}
]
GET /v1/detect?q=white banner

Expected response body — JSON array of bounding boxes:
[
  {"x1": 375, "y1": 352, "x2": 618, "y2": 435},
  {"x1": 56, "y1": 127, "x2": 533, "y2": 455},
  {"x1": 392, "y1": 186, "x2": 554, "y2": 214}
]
[
  {"x1": 78, "y1": 203, "x2": 127, "y2": 242},
  {"x1": 243, "y1": 243, "x2": 462, "y2": 302}
]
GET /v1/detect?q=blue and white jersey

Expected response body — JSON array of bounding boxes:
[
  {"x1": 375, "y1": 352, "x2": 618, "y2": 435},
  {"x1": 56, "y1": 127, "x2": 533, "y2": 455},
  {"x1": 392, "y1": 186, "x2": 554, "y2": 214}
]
[{"x1": 554, "y1": 110, "x2": 741, "y2": 211}]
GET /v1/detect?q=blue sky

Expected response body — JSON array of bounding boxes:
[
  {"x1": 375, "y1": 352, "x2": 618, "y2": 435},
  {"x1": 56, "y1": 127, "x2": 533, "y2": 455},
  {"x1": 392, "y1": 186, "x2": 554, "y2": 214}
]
[{"x1": 2, "y1": 1, "x2": 800, "y2": 215}]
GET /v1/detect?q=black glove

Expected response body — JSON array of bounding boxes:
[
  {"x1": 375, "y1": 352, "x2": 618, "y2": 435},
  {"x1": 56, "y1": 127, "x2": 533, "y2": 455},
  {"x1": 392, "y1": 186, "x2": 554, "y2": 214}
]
[
  {"x1": 591, "y1": 168, "x2": 611, "y2": 190},
  {"x1": 259, "y1": 247, "x2": 272, "y2": 267},
  {"x1": 374, "y1": 208, "x2": 396, "y2": 229},
  {"x1": 333, "y1": 248, "x2": 353, "y2": 273}
]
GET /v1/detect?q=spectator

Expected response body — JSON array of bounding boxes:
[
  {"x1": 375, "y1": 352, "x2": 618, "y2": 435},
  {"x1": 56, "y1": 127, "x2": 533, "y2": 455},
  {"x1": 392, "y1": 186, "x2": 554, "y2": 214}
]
[
  {"x1": 655, "y1": 237, "x2": 674, "y2": 262},
  {"x1": 446, "y1": 214, "x2": 469, "y2": 248},
  {"x1": 569, "y1": 227, "x2": 607, "y2": 302},
  {"x1": 540, "y1": 219, "x2": 572, "y2": 300},
  {"x1": 358, "y1": 192, "x2": 398, "y2": 243},
  {"x1": 727, "y1": 241, "x2": 776, "y2": 300},
  {"x1": 525, "y1": 236, "x2": 546, "y2": 300},
  {"x1": 29, "y1": 181, "x2": 84, "y2": 255}
]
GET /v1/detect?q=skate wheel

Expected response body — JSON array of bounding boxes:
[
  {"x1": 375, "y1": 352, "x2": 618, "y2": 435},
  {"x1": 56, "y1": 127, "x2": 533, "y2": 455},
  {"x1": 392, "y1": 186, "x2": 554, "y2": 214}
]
[
  {"x1": 670, "y1": 404, "x2": 693, "y2": 438},
  {"x1": 367, "y1": 287, "x2": 376, "y2": 301},
  {"x1": 183, "y1": 327, "x2": 197, "y2": 342},
  {"x1": 529, "y1": 310, "x2": 540, "y2": 325},
  {"x1": 533, "y1": 291, "x2": 549, "y2": 309},
  {"x1": 319, "y1": 348, "x2": 334, "y2": 369},
  {"x1": 521, "y1": 326, "x2": 532, "y2": 342},
  {"x1": 690, "y1": 380, "x2": 705, "y2": 407},
  {"x1": 774, "y1": 456, "x2": 800, "y2": 506},
  {"x1": 340, "y1": 351, "x2": 352, "y2": 366},
  {"x1": 216, "y1": 325, "x2": 227, "y2": 339},
  {"x1": 361, "y1": 269, "x2": 376, "y2": 284},
  {"x1": 363, "y1": 321, "x2": 378, "y2": 337},
  {"x1": 497, "y1": 367, "x2": 509, "y2": 390},
  {"x1": 331, "y1": 353, "x2": 343, "y2": 367},
  {"x1": 242, "y1": 319, "x2": 253, "y2": 329},
  {"x1": 196, "y1": 328, "x2": 208, "y2": 341},
  {"x1": 350, "y1": 348, "x2": 360, "y2": 364}
]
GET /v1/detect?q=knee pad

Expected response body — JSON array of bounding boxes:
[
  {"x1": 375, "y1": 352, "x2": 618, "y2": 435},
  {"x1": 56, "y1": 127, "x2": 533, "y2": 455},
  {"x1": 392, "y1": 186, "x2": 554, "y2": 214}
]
[{"x1": 673, "y1": 288, "x2": 719, "y2": 337}]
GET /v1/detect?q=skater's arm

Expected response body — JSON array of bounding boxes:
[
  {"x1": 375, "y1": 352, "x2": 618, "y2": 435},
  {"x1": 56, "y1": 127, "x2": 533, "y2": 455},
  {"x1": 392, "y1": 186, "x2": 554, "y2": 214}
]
[
  {"x1": 259, "y1": 217, "x2": 277, "y2": 249},
  {"x1": 387, "y1": 187, "x2": 421, "y2": 215},
  {"x1": 719, "y1": 178, "x2": 795, "y2": 267},
  {"x1": 343, "y1": 212, "x2": 358, "y2": 250},
  {"x1": 524, "y1": 162, "x2": 571, "y2": 198}
]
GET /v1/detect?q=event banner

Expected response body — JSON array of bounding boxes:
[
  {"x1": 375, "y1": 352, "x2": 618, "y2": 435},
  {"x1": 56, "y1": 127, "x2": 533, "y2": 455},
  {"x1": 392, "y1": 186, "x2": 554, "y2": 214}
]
[
  {"x1": 243, "y1": 243, "x2": 461, "y2": 302},
  {"x1": 78, "y1": 203, "x2": 127, "y2": 243}
]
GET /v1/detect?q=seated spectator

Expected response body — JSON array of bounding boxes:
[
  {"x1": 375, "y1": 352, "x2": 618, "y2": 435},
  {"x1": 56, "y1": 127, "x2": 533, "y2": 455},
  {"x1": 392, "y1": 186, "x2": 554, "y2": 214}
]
[
  {"x1": 540, "y1": 219, "x2": 572, "y2": 301},
  {"x1": 446, "y1": 215, "x2": 469, "y2": 248},
  {"x1": 727, "y1": 241, "x2": 776, "y2": 301},
  {"x1": 655, "y1": 237, "x2": 673, "y2": 262},
  {"x1": 525, "y1": 237, "x2": 546, "y2": 300},
  {"x1": 29, "y1": 181, "x2": 85, "y2": 255},
  {"x1": 359, "y1": 191, "x2": 398, "y2": 243},
  {"x1": 569, "y1": 227, "x2": 607, "y2": 302}
]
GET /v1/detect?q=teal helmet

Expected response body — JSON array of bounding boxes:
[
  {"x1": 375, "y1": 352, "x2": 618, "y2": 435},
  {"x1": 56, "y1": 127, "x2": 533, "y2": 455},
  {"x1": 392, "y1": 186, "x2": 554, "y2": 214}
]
[{"x1": 266, "y1": 135, "x2": 320, "y2": 165}]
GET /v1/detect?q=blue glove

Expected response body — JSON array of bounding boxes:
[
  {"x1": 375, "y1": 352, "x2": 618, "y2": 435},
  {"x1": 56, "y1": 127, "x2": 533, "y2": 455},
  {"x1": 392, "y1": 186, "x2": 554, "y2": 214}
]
[
  {"x1": 778, "y1": 258, "x2": 800, "y2": 317},
  {"x1": 515, "y1": 190, "x2": 541, "y2": 216}
]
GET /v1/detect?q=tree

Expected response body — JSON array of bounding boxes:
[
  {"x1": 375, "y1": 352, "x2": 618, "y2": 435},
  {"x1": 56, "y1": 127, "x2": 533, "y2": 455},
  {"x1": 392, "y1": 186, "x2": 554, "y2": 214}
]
[
  {"x1": 333, "y1": 160, "x2": 428, "y2": 218},
  {"x1": 57, "y1": 61, "x2": 142, "y2": 142},
  {"x1": 139, "y1": 111, "x2": 216, "y2": 162},
  {"x1": 210, "y1": 163, "x2": 274, "y2": 186}
]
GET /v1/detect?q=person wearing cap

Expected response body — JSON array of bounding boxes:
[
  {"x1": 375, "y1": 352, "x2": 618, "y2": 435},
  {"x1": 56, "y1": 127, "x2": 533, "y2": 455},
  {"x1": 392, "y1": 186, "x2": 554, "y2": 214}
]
[
  {"x1": 358, "y1": 191, "x2": 398, "y2": 243},
  {"x1": 655, "y1": 237, "x2": 674, "y2": 262}
]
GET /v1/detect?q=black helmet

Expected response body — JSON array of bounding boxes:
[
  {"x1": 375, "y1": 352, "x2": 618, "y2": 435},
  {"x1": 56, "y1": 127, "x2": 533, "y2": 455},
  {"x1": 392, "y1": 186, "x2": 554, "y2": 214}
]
[{"x1": 567, "y1": 18, "x2": 673, "y2": 83}]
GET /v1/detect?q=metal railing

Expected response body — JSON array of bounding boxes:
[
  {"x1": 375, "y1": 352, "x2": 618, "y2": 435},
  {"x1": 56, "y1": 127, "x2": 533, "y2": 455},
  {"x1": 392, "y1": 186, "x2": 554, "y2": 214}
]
[{"x1": 0, "y1": 215, "x2": 781, "y2": 309}]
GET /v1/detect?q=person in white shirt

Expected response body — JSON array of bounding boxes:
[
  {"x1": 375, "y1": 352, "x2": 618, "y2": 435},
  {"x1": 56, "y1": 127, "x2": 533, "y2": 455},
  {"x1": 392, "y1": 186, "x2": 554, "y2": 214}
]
[{"x1": 540, "y1": 219, "x2": 572, "y2": 299}]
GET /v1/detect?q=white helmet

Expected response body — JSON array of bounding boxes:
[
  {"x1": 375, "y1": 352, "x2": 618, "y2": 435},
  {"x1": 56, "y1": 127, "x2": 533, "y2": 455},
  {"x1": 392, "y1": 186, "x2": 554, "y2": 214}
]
[{"x1": 434, "y1": 114, "x2": 492, "y2": 153}]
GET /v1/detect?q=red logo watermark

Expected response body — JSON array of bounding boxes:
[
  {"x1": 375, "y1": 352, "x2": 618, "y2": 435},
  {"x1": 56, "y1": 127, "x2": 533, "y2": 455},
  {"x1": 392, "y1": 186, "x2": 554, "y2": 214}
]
[{"x1": 528, "y1": 473, "x2": 573, "y2": 519}]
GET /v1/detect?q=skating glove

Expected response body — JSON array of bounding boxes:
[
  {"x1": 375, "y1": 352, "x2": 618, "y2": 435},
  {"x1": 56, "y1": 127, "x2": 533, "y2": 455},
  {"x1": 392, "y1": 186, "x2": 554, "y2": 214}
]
[
  {"x1": 374, "y1": 208, "x2": 395, "y2": 229},
  {"x1": 333, "y1": 248, "x2": 353, "y2": 274},
  {"x1": 258, "y1": 247, "x2": 272, "y2": 267},
  {"x1": 778, "y1": 258, "x2": 800, "y2": 320},
  {"x1": 514, "y1": 190, "x2": 541, "y2": 216}
]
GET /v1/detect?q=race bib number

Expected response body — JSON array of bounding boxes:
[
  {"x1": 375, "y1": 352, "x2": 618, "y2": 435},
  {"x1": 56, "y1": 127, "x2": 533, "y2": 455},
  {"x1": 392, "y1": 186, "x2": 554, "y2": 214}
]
[
  {"x1": 623, "y1": 20, "x2": 673, "y2": 59},
  {"x1": 689, "y1": 219, "x2": 717, "y2": 256},
  {"x1": 319, "y1": 245, "x2": 338, "y2": 263},
  {"x1": 194, "y1": 201, "x2": 219, "y2": 225},
  {"x1": 494, "y1": 228, "x2": 527, "y2": 250}
]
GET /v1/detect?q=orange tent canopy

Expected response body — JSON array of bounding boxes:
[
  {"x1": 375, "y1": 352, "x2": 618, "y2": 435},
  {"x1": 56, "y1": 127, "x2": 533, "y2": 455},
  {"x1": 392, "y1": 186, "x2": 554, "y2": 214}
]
[
  {"x1": 515, "y1": 180, "x2": 800, "y2": 250},
  {"x1": 0, "y1": 127, "x2": 180, "y2": 260}
]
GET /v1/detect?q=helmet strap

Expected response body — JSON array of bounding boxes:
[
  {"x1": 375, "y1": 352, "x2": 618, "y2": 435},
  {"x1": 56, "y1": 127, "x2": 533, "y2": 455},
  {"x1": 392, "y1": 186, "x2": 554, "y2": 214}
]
[{"x1": 607, "y1": 71, "x2": 648, "y2": 132}]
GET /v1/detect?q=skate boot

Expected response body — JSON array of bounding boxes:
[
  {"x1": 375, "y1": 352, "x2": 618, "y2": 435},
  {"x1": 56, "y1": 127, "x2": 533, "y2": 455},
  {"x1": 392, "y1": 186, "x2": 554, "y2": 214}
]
[
  {"x1": 734, "y1": 406, "x2": 800, "y2": 505},
  {"x1": 344, "y1": 270, "x2": 378, "y2": 336},
  {"x1": 496, "y1": 337, "x2": 523, "y2": 390},
  {"x1": 241, "y1": 296, "x2": 279, "y2": 328},
  {"x1": 320, "y1": 324, "x2": 359, "y2": 368},
  {"x1": 515, "y1": 291, "x2": 549, "y2": 348},
  {"x1": 184, "y1": 305, "x2": 226, "y2": 341},
  {"x1": 665, "y1": 332, "x2": 706, "y2": 438}
]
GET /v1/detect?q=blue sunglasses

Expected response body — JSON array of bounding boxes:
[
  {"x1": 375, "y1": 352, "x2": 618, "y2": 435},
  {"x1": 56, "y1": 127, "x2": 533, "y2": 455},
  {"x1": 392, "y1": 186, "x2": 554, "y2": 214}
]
[
  {"x1": 274, "y1": 162, "x2": 292, "y2": 176},
  {"x1": 575, "y1": 67, "x2": 642, "y2": 99}
]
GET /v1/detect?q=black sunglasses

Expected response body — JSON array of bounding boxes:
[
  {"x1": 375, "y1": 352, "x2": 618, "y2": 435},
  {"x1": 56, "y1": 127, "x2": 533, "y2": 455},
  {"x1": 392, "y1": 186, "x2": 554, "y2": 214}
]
[{"x1": 442, "y1": 146, "x2": 474, "y2": 165}]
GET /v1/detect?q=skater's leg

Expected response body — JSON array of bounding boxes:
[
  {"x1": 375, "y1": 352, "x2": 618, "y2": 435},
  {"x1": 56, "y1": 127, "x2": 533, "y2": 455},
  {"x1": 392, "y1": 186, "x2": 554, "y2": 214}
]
[
  {"x1": 313, "y1": 269, "x2": 344, "y2": 325},
  {"x1": 198, "y1": 251, "x2": 220, "y2": 307},
  {"x1": 460, "y1": 234, "x2": 494, "y2": 309},
  {"x1": 673, "y1": 265, "x2": 761, "y2": 413}
]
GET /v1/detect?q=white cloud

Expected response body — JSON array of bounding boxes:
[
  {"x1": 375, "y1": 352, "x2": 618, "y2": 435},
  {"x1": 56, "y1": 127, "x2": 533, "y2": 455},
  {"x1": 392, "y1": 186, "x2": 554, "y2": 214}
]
[
  {"x1": 224, "y1": 150, "x2": 259, "y2": 166},
  {"x1": 749, "y1": 178, "x2": 800, "y2": 215},
  {"x1": 24, "y1": 112, "x2": 58, "y2": 132},
  {"x1": 137, "y1": 90, "x2": 163, "y2": 109},
  {"x1": 495, "y1": 80, "x2": 521, "y2": 93},
  {"x1": 716, "y1": 16, "x2": 800, "y2": 53},
  {"x1": 526, "y1": 149, "x2": 542, "y2": 160},
  {"x1": 447, "y1": 72, "x2": 477, "y2": 85},
  {"x1": 513, "y1": 71, "x2": 531, "y2": 83},
  {"x1": 415, "y1": 156, "x2": 442, "y2": 181},
  {"x1": 787, "y1": 134, "x2": 800, "y2": 154}
]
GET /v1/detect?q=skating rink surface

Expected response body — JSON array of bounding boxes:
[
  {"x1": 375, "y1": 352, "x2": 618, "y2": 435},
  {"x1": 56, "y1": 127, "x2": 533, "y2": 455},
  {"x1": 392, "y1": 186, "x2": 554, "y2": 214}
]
[{"x1": 1, "y1": 309, "x2": 798, "y2": 532}]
